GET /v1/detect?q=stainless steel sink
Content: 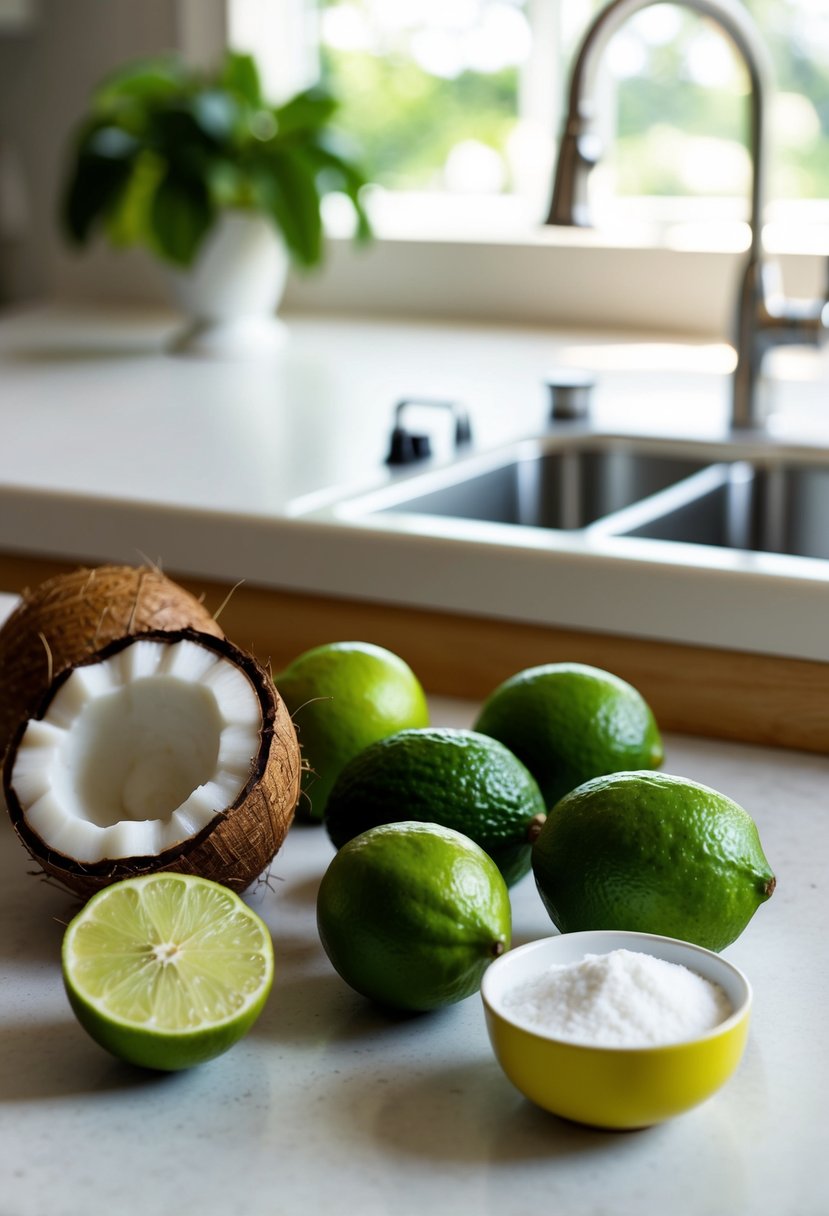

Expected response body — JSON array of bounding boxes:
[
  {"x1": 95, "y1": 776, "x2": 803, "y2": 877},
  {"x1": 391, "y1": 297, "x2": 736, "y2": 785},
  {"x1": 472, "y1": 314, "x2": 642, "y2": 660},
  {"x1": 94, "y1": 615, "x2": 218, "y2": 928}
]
[
  {"x1": 319, "y1": 429, "x2": 829, "y2": 668},
  {"x1": 625, "y1": 458, "x2": 829, "y2": 560},
  {"x1": 333, "y1": 431, "x2": 829, "y2": 566},
  {"x1": 359, "y1": 437, "x2": 711, "y2": 532}
]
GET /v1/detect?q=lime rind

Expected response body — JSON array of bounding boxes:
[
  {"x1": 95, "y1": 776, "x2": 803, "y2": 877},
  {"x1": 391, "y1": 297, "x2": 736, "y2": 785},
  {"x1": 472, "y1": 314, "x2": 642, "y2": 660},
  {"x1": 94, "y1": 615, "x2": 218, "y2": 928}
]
[
  {"x1": 317, "y1": 821, "x2": 512, "y2": 1011},
  {"x1": 62, "y1": 873, "x2": 274, "y2": 1068},
  {"x1": 277, "y1": 641, "x2": 429, "y2": 821},
  {"x1": 474, "y1": 662, "x2": 663, "y2": 808},
  {"x1": 323, "y1": 727, "x2": 546, "y2": 886},
  {"x1": 531, "y1": 770, "x2": 775, "y2": 952}
]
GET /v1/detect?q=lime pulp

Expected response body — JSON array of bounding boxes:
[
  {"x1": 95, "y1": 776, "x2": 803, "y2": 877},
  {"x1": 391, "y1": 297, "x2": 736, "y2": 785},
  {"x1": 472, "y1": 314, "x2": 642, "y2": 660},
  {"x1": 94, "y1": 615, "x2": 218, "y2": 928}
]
[{"x1": 62, "y1": 873, "x2": 274, "y2": 1070}]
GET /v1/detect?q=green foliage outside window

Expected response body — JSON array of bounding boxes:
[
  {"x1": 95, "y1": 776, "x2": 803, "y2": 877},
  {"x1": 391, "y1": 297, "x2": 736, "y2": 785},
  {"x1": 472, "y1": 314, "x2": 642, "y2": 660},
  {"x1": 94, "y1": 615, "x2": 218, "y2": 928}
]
[
  {"x1": 318, "y1": 0, "x2": 829, "y2": 205},
  {"x1": 320, "y1": 49, "x2": 519, "y2": 191},
  {"x1": 613, "y1": 2, "x2": 829, "y2": 200}
]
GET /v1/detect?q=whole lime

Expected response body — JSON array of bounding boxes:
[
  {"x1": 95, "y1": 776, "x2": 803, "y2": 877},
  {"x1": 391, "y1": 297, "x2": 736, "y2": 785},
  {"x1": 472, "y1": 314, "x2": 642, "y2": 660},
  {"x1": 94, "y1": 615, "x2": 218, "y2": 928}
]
[
  {"x1": 324, "y1": 727, "x2": 547, "y2": 886},
  {"x1": 531, "y1": 770, "x2": 776, "y2": 952},
  {"x1": 317, "y1": 821, "x2": 511, "y2": 1011},
  {"x1": 275, "y1": 641, "x2": 428, "y2": 821},
  {"x1": 474, "y1": 662, "x2": 663, "y2": 808}
]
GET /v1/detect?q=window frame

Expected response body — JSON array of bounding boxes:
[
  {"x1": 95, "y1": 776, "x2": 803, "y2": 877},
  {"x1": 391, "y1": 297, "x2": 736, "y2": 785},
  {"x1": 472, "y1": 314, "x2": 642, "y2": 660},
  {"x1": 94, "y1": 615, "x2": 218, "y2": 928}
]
[{"x1": 209, "y1": 0, "x2": 828, "y2": 342}]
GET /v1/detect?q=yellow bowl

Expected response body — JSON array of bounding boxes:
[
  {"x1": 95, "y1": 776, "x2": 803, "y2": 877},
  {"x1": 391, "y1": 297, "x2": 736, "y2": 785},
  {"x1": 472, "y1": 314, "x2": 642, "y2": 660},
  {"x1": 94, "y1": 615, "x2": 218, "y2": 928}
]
[{"x1": 480, "y1": 930, "x2": 751, "y2": 1130}]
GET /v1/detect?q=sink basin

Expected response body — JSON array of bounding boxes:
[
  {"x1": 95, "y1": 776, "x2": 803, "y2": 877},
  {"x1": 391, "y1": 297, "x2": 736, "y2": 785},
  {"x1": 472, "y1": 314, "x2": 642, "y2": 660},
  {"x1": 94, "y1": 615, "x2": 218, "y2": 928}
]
[
  {"x1": 333, "y1": 431, "x2": 829, "y2": 567},
  {"x1": 359, "y1": 437, "x2": 710, "y2": 532},
  {"x1": 625, "y1": 459, "x2": 829, "y2": 561},
  {"x1": 319, "y1": 428, "x2": 829, "y2": 671}
]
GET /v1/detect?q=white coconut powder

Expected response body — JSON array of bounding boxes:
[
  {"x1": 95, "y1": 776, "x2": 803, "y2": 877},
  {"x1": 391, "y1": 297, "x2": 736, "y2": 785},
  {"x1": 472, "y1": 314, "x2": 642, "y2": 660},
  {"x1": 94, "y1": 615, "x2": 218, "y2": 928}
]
[{"x1": 502, "y1": 949, "x2": 732, "y2": 1047}]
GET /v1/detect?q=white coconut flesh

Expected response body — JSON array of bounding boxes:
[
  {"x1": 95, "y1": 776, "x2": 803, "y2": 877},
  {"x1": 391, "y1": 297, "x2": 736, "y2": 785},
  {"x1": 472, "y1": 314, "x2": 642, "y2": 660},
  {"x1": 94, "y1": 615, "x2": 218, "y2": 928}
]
[{"x1": 9, "y1": 637, "x2": 262, "y2": 863}]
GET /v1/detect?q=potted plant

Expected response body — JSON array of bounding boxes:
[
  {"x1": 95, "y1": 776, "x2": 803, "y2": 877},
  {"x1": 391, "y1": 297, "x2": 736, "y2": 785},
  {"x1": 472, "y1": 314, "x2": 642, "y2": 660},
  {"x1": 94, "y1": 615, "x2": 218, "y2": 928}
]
[{"x1": 60, "y1": 51, "x2": 371, "y2": 354}]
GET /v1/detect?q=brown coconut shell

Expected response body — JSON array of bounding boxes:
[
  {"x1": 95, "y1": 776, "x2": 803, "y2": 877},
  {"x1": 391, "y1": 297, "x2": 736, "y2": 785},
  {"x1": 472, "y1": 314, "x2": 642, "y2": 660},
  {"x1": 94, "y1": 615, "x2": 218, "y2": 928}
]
[
  {"x1": 0, "y1": 565, "x2": 223, "y2": 760},
  {"x1": 2, "y1": 628, "x2": 301, "y2": 898}
]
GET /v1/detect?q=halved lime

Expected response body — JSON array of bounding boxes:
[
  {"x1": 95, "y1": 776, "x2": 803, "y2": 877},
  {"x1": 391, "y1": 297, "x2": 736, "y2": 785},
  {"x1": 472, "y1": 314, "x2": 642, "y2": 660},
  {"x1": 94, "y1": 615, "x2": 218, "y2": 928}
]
[{"x1": 61, "y1": 873, "x2": 274, "y2": 1071}]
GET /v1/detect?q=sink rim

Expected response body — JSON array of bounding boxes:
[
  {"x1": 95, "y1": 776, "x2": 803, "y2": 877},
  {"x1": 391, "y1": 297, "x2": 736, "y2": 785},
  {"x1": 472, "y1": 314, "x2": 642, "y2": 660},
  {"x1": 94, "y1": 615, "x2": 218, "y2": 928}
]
[
  {"x1": 333, "y1": 429, "x2": 829, "y2": 518},
  {"x1": 320, "y1": 429, "x2": 829, "y2": 584}
]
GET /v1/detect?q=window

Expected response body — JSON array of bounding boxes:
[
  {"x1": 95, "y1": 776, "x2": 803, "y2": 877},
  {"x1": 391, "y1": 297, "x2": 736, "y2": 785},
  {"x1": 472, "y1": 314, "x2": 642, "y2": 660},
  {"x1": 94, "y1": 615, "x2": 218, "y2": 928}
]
[
  {"x1": 227, "y1": 0, "x2": 829, "y2": 334},
  {"x1": 318, "y1": 0, "x2": 545, "y2": 226},
  {"x1": 310, "y1": 1, "x2": 829, "y2": 229}
]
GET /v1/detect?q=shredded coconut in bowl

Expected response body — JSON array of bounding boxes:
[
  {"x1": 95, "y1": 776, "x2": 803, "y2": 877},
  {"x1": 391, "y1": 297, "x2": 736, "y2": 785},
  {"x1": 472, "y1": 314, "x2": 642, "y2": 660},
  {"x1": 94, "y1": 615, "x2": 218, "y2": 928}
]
[{"x1": 501, "y1": 949, "x2": 733, "y2": 1048}]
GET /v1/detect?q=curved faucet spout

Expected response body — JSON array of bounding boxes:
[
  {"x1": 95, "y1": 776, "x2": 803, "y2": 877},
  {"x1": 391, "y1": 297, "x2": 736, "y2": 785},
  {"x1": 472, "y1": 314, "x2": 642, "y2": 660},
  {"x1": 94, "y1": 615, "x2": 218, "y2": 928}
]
[
  {"x1": 546, "y1": 0, "x2": 772, "y2": 261},
  {"x1": 547, "y1": 0, "x2": 828, "y2": 432}
]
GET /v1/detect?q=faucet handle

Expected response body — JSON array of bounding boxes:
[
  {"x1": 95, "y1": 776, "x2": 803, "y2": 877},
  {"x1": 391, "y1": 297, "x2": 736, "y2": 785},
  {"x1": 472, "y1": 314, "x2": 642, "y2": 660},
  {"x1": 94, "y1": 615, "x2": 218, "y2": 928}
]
[
  {"x1": 758, "y1": 258, "x2": 829, "y2": 344},
  {"x1": 385, "y1": 398, "x2": 473, "y2": 466},
  {"x1": 545, "y1": 369, "x2": 595, "y2": 420}
]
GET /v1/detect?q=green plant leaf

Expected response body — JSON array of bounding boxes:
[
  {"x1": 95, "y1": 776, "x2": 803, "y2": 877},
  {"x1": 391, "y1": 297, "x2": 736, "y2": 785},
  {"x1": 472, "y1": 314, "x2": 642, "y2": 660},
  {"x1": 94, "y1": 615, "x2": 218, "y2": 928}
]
[
  {"x1": 303, "y1": 135, "x2": 372, "y2": 242},
  {"x1": 189, "y1": 90, "x2": 239, "y2": 146},
  {"x1": 148, "y1": 107, "x2": 218, "y2": 179},
  {"x1": 104, "y1": 150, "x2": 165, "y2": 247},
  {"x1": 93, "y1": 57, "x2": 186, "y2": 110},
  {"x1": 251, "y1": 150, "x2": 323, "y2": 267},
  {"x1": 273, "y1": 88, "x2": 339, "y2": 137},
  {"x1": 205, "y1": 158, "x2": 248, "y2": 208},
  {"x1": 61, "y1": 126, "x2": 141, "y2": 244},
  {"x1": 247, "y1": 109, "x2": 279, "y2": 143},
  {"x1": 149, "y1": 171, "x2": 214, "y2": 266},
  {"x1": 83, "y1": 125, "x2": 141, "y2": 161},
  {"x1": 219, "y1": 52, "x2": 263, "y2": 107},
  {"x1": 149, "y1": 105, "x2": 208, "y2": 152}
]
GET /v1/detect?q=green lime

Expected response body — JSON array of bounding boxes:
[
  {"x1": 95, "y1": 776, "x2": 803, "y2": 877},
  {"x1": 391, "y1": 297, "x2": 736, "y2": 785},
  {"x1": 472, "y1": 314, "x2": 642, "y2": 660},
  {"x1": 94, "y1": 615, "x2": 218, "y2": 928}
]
[
  {"x1": 324, "y1": 727, "x2": 546, "y2": 886},
  {"x1": 532, "y1": 770, "x2": 776, "y2": 951},
  {"x1": 62, "y1": 873, "x2": 274, "y2": 1071},
  {"x1": 474, "y1": 662, "x2": 663, "y2": 808},
  {"x1": 276, "y1": 641, "x2": 429, "y2": 821},
  {"x1": 317, "y1": 821, "x2": 511, "y2": 1011}
]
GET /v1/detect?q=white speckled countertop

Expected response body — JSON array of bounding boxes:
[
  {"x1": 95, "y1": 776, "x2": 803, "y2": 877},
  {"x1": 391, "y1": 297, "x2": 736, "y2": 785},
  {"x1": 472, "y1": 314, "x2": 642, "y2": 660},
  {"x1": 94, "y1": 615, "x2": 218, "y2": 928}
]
[{"x1": 0, "y1": 631, "x2": 826, "y2": 1216}]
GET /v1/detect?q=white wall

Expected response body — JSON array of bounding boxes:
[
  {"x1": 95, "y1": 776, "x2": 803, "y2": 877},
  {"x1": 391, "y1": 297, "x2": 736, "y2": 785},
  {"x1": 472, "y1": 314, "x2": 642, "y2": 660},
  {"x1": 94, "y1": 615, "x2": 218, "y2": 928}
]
[{"x1": 0, "y1": 0, "x2": 225, "y2": 304}]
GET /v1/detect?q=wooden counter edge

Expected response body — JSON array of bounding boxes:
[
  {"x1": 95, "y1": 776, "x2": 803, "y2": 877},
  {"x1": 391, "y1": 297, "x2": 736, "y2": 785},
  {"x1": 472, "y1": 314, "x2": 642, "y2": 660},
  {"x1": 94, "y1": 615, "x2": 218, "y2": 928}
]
[{"x1": 2, "y1": 552, "x2": 826, "y2": 754}]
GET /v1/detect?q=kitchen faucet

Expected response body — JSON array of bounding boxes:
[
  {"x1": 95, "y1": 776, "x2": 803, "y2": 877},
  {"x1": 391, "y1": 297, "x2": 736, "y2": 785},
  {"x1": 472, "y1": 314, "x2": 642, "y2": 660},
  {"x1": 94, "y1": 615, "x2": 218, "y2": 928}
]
[{"x1": 546, "y1": 0, "x2": 828, "y2": 430}]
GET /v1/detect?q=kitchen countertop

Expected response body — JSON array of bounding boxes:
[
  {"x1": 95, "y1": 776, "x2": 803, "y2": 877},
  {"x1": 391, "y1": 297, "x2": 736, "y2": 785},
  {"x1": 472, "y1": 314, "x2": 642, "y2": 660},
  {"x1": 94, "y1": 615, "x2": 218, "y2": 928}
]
[
  {"x1": 5, "y1": 303, "x2": 829, "y2": 669},
  {"x1": 1, "y1": 311, "x2": 827, "y2": 1214},
  {"x1": 0, "y1": 682, "x2": 826, "y2": 1216},
  {"x1": 0, "y1": 305, "x2": 739, "y2": 516}
]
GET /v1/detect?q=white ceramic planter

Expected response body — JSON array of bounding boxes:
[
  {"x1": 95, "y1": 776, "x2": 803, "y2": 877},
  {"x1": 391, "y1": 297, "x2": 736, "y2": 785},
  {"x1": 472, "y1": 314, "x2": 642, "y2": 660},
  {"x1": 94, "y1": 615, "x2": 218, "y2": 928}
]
[{"x1": 167, "y1": 211, "x2": 289, "y2": 357}]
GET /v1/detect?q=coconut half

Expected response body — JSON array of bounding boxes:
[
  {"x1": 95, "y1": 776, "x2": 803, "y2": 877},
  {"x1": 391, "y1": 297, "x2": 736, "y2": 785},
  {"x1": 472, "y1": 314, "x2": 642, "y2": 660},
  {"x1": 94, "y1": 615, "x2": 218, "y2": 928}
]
[
  {"x1": 3, "y1": 629, "x2": 301, "y2": 897},
  {"x1": 0, "y1": 564, "x2": 223, "y2": 760}
]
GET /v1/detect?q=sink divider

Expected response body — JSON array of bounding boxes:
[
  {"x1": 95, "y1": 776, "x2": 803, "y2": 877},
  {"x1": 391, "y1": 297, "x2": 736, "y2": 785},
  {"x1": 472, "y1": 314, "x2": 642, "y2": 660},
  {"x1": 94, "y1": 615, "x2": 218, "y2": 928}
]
[{"x1": 582, "y1": 464, "x2": 733, "y2": 539}]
